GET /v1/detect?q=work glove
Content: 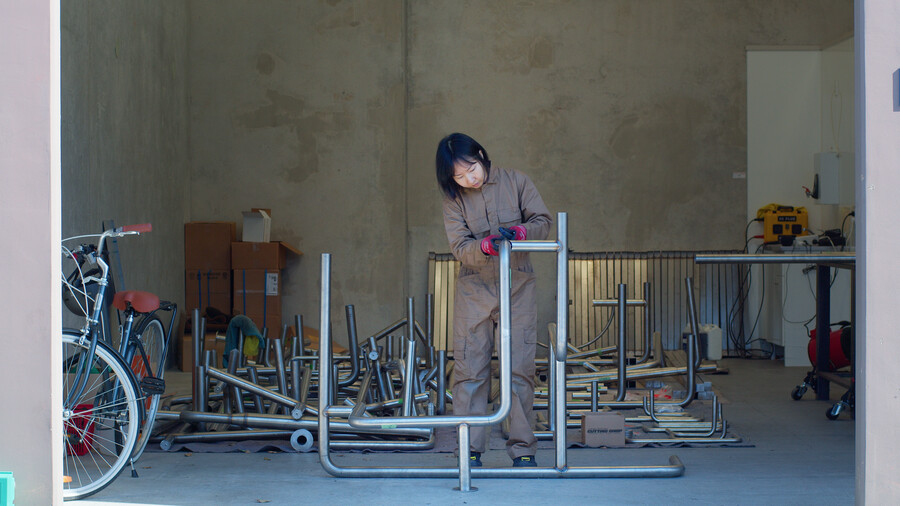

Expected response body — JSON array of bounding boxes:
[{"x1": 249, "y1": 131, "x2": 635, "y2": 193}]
[
  {"x1": 481, "y1": 234, "x2": 501, "y2": 256},
  {"x1": 500, "y1": 226, "x2": 527, "y2": 241},
  {"x1": 481, "y1": 226, "x2": 527, "y2": 256}
]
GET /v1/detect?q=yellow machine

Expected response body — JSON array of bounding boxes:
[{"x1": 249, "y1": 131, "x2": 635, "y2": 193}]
[{"x1": 758, "y1": 204, "x2": 809, "y2": 244}]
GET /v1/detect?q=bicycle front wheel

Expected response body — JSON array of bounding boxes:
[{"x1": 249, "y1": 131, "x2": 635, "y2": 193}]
[
  {"x1": 63, "y1": 331, "x2": 140, "y2": 501},
  {"x1": 129, "y1": 314, "x2": 167, "y2": 462}
]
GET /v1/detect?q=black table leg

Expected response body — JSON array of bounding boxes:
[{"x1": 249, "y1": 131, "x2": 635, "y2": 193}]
[{"x1": 816, "y1": 264, "x2": 831, "y2": 400}]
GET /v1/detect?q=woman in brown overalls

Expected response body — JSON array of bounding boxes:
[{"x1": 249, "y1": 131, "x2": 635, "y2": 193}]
[{"x1": 435, "y1": 133, "x2": 552, "y2": 467}]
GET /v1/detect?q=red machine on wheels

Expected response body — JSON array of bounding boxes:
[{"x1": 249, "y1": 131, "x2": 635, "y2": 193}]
[{"x1": 791, "y1": 322, "x2": 854, "y2": 420}]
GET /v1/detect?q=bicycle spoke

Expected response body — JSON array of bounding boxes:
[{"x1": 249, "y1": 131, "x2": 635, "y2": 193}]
[{"x1": 62, "y1": 332, "x2": 139, "y2": 500}]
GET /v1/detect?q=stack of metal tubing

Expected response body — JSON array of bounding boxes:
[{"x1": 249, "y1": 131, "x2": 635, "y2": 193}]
[
  {"x1": 151, "y1": 240, "x2": 726, "y2": 456},
  {"x1": 530, "y1": 278, "x2": 724, "y2": 437},
  {"x1": 151, "y1": 304, "x2": 448, "y2": 452}
]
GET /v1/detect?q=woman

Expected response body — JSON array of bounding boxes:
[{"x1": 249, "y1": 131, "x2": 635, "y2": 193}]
[{"x1": 435, "y1": 132, "x2": 552, "y2": 467}]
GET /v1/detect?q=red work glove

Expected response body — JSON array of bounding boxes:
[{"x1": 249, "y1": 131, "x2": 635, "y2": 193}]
[
  {"x1": 504, "y1": 225, "x2": 527, "y2": 241},
  {"x1": 481, "y1": 234, "x2": 501, "y2": 256}
]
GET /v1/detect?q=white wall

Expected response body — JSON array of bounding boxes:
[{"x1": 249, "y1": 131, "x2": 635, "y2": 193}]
[
  {"x1": 0, "y1": 1, "x2": 61, "y2": 503},
  {"x1": 747, "y1": 49, "x2": 823, "y2": 229},
  {"x1": 857, "y1": 0, "x2": 900, "y2": 502}
]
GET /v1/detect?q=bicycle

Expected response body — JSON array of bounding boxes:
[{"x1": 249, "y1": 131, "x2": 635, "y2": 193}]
[{"x1": 61, "y1": 224, "x2": 178, "y2": 500}]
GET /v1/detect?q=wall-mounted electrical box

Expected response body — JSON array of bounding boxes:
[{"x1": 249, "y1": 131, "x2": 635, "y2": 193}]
[{"x1": 813, "y1": 152, "x2": 854, "y2": 205}]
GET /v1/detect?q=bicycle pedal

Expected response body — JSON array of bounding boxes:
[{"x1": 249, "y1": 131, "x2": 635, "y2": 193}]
[{"x1": 141, "y1": 377, "x2": 166, "y2": 395}]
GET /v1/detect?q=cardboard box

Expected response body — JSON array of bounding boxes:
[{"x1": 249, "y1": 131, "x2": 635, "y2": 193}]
[
  {"x1": 242, "y1": 209, "x2": 271, "y2": 242},
  {"x1": 232, "y1": 241, "x2": 302, "y2": 270},
  {"x1": 185, "y1": 222, "x2": 236, "y2": 270},
  {"x1": 178, "y1": 332, "x2": 227, "y2": 372},
  {"x1": 233, "y1": 269, "x2": 281, "y2": 316},
  {"x1": 185, "y1": 270, "x2": 232, "y2": 315},
  {"x1": 581, "y1": 411, "x2": 626, "y2": 448},
  {"x1": 241, "y1": 312, "x2": 284, "y2": 333}
]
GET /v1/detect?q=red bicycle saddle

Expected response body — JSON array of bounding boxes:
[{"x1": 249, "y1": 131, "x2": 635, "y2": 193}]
[{"x1": 112, "y1": 290, "x2": 160, "y2": 313}]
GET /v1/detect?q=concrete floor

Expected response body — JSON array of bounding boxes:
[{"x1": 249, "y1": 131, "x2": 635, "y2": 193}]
[{"x1": 77, "y1": 359, "x2": 854, "y2": 505}]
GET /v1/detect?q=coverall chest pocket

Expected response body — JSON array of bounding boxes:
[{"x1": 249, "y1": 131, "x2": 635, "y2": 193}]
[
  {"x1": 466, "y1": 215, "x2": 490, "y2": 236},
  {"x1": 499, "y1": 208, "x2": 521, "y2": 227}
]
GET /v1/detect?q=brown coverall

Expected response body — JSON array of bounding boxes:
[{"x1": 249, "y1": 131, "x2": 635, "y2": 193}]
[{"x1": 442, "y1": 166, "x2": 552, "y2": 458}]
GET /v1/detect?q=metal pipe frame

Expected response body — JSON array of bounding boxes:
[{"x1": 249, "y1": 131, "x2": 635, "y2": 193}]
[
  {"x1": 338, "y1": 305, "x2": 361, "y2": 387},
  {"x1": 317, "y1": 212, "x2": 684, "y2": 487}
]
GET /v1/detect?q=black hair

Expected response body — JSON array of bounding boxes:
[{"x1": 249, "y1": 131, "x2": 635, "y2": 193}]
[{"x1": 435, "y1": 132, "x2": 491, "y2": 200}]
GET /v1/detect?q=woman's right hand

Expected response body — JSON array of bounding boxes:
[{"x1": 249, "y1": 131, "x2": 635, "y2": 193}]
[{"x1": 481, "y1": 234, "x2": 501, "y2": 256}]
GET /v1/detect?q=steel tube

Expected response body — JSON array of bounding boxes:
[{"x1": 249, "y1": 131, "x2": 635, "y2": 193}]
[
  {"x1": 178, "y1": 410, "x2": 431, "y2": 438},
  {"x1": 639, "y1": 282, "x2": 652, "y2": 363},
  {"x1": 227, "y1": 349, "x2": 244, "y2": 414},
  {"x1": 436, "y1": 350, "x2": 447, "y2": 415},
  {"x1": 401, "y1": 337, "x2": 417, "y2": 417},
  {"x1": 159, "y1": 422, "x2": 192, "y2": 451},
  {"x1": 458, "y1": 424, "x2": 473, "y2": 491},
  {"x1": 593, "y1": 299, "x2": 646, "y2": 306},
  {"x1": 509, "y1": 240, "x2": 560, "y2": 252},
  {"x1": 555, "y1": 214, "x2": 568, "y2": 362},
  {"x1": 554, "y1": 333, "x2": 567, "y2": 470},
  {"x1": 290, "y1": 361, "x2": 301, "y2": 401},
  {"x1": 346, "y1": 244, "x2": 513, "y2": 429},
  {"x1": 191, "y1": 309, "x2": 203, "y2": 411},
  {"x1": 294, "y1": 314, "x2": 306, "y2": 359},
  {"x1": 273, "y1": 338, "x2": 288, "y2": 414},
  {"x1": 206, "y1": 367, "x2": 303, "y2": 419},
  {"x1": 426, "y1": 293, "x2": 434, "y2": 348},
  {"x1": 247, "y1": 366, "x2": 265, "y2": 414},
  {"x1": 339, "y1": 305, "x2": 361, "y2": 387},
  {"x1": 547, "y1": 340, "x2": 557, "y2": 432},
  {"x1": 694, "y1": 252, "x2": 855, "y2": 264},
  {"x1": 406, "y1": 297, "x2": 415, "y2": 363},
  {"x1": 616, "y1": 283, "x2": 628, "y2": 402},
  {"x1": 298, "y1": 365, "x2": 312, "y2": 414}
]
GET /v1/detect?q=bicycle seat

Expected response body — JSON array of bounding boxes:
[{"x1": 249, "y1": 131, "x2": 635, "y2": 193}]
[{"x1": 112, "y1": 290, "x2": 160, "y2": 313}]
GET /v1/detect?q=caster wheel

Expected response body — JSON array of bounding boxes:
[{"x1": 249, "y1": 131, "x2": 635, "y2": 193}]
[
  {"x1": 791, "y1": 385, "x2": 807, "y2": 400},
  {"x1": 826, "y1": 403, "x2": 843, "y2": 420}
]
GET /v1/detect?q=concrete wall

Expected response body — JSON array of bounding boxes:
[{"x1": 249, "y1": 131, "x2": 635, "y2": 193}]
[
  {"x1": 61, "y1": 1, "x2": 189, "y2": 333},
  {"x1": 188, "y1": 0, "x2": 407, "y2": 340},
  {"x1": 187, "y1": 0, "x2": 852, "y2": 343}
]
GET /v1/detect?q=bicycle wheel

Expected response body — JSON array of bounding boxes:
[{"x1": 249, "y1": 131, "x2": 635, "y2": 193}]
[
  {"x1": 63, "y1": 331, "x2": 140, "y2": 501},
  {"x1": 128, "y1": 314, "x2": 167, "y2": 462}
]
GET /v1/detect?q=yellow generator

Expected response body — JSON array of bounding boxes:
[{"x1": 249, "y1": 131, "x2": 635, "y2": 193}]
[{"x1": 759, "y1": 205, "x2": 809, "y2": 244}]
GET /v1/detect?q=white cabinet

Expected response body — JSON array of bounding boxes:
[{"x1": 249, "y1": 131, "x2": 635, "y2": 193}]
[{"x1": 759, "y1": 254, "x2": 852, "y2": 366}]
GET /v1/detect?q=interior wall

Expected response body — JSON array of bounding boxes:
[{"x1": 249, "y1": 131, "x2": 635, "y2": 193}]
[
  {"x1": 61, "y1": 1, "x2": 189, "y2": 331},
  {"x1": 185, "y1": 1, "x2": 852, "y2": 344},
  {"x1": 187, "y1": 0, "x2": 407, "y2": 339},
  {"x1": 404, "y1": 0, "x2": 854, "y2": 341}
]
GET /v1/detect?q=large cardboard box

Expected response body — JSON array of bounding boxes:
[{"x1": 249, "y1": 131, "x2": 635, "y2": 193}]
[
  {"x1": 242, "y1": 312, "x2": 283, "y2": 333},
  {"x1": 185, "y1": 222, "x2": 236, "y2": 270},
  {"x1": 232, "y1": 241, "x2": 302, "y2": 270},
  {"x1": 233, "y1": 269, "x2": 281, "y2": 317},
  {"x1": 185, "y1": 269, "x2": 232, "y2": 315},
  {"x1": 581, "y1": 411, "x2": 626, "y2": 448}
]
